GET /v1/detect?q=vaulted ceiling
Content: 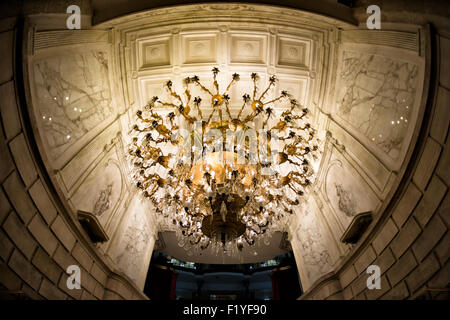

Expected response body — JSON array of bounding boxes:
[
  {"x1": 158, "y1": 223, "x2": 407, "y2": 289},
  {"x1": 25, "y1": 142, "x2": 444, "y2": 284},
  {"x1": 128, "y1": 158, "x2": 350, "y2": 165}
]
[
  {"x1": 109, "y1": 4, "x2": 341, "y2": 263},
  {"x1": 23, "y1": 3, "x2": 429, "y2": 291}
]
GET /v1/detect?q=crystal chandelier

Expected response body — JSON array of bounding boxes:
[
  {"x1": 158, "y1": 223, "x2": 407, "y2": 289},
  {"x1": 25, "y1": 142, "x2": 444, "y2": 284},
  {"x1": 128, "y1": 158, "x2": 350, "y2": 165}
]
[{"x1": 127, "y1": 67, "x2": 320, "y2": 258}]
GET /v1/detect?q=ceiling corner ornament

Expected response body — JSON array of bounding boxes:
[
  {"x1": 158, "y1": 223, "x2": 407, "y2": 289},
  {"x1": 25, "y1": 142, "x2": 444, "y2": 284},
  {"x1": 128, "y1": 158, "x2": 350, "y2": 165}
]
[{"x1": 127, "y1": 67, "x2": 322, "y2": 258}]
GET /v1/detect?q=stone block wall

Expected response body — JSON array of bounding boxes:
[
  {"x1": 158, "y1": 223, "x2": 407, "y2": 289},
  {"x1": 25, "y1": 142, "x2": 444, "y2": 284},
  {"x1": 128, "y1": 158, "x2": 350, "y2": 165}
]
[
  {"x1": 335, "y1": 33, "x2": 449, "y2": 300},
  {"x1": 299, "y1": 19, "x2": 449, "y2": 300},
  {"x1": 0, "y1": 18, "x2": 147, "y2": 300}
]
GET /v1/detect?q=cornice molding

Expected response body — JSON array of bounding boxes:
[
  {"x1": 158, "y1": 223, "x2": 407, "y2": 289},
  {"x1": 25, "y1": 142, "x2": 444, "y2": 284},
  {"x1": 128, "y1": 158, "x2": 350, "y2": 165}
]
[{"x1": 94, "y1": 3, "x2": 356, "y2": 31}]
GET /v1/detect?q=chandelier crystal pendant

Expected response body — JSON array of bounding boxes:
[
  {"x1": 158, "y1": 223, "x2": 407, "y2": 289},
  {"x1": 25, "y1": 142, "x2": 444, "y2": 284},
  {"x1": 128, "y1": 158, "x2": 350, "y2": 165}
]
[{"x1": 127, "y1": 67, "x2": 321, "y2": 257}]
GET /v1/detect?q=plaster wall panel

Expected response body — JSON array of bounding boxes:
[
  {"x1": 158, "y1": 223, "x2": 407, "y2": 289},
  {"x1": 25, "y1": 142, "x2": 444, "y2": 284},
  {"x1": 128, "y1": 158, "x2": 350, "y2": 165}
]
[
  {"x1": 69, "y1": 150, "x2": 124, "y2": 231},
  {"x1": 323, "y1": 146, "x2": 380, "y2": 231},
  {"x1": 332, "y1": 43, "x2": 425, "y2": 170},
  {"x1": 108, "y1": 194, "x2": 155, "y2": 289},
  {"x1": 31, "y1": 46, "x2": 116, "y2": 165}
]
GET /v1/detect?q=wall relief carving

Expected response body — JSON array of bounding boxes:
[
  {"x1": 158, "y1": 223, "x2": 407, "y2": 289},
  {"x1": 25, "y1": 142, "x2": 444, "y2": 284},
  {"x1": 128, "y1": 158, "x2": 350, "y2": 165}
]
[
  {"x1": 324, "y1": 150, "x2": 379, "y2": 231},
  {"x1": 114, "y1": 199, "x2": 151, "y2": 284},
  {"x1": 334, "y1": 182, "x2": 357, "y2": 217},
  {"x1": 295, "y1": 206, "x2": 333, "y2": 286},
  {"x1": 32, "y1": 49, "x2": 114, "y2": 161},
  {"x1": 333, "y1": 44, "x2": 425, "y2": 170},
  {"x1": 70, "y1": 156, "x2": 123, "y2": 228},
  {"x1": 93, "y1": 183, "x2": 113, "y2": 217}
]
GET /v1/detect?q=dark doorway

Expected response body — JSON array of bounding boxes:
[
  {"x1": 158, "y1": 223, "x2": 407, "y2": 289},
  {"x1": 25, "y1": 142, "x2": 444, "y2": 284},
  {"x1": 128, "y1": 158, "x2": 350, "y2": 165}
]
[{"x1": 143, "y1": 251, "x2": 302, "y2": 300}]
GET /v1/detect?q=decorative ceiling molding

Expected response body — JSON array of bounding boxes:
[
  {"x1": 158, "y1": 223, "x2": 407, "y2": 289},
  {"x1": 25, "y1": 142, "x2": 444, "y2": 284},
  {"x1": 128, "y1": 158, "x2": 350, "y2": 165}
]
[
  {"x1": 94, "y1": 3, "x2": 355, "y2": 30},
  {"x1": 34, "y1": 30, "x2": 110, "y2": 51},
  {"x1": 340, "y1": 29, "x2": 419, "y2": 53},
  {"x1": 119, "y1": 23, "x2": 330, "y2": 120}
]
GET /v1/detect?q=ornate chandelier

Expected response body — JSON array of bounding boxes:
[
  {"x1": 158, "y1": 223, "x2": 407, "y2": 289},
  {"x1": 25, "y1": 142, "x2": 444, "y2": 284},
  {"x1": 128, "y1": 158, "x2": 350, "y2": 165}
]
[{"x1": 127, "y1": 67, "x2": 320, "y2": 258}]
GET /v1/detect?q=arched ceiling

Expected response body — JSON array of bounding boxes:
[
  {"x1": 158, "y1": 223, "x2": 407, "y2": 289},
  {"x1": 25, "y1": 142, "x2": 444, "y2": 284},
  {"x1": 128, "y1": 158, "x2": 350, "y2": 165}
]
[
  {"x1": 24, "y1": 3, "x2": 427, "y2": 285},
  {"x1": 110, "y1": 4, "x2": 342, "y2": 263}
]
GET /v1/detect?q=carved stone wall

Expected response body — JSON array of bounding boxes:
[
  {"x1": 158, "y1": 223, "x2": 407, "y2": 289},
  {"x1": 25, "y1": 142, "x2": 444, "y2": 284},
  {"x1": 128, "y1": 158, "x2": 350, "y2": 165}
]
[{"x1": 0, "y1": 16, "x2": 148, "y2": 300}]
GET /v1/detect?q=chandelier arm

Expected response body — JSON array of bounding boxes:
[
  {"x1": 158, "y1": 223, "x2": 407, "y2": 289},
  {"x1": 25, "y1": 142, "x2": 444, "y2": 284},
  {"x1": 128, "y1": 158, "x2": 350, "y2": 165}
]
[
  {"x1": 224, "y1": 102, "x2": 233, "y2": 120},
  {"x1": 195, "y1": 105, "x2": 203, "y2": 119},
  {"x1": 242, "y1": 110, "x2": 262, "y2": 124},
  {"x1": 206, "y1": 108, "x2": 217, "y2": 124},
  {"x1": 262, "y1": 94, "x2": 284, "y2": 106},
  {"x1": 279, "y1": 132, "x2": 295, "y2": 141},
  {"x1": 288, "y1": 183, "x2": 305, "y2": 197},
  {"x1": 282, "y1": 124, "x2": 302, "y2": 132},
  {"x1": 213, "y1": 79, "x2": 219, "y2": 94},
  {"x1": 278, "y1": 196, "x2": 295, "y2": 214},
  {"x1": 262, "y1": 112, "x2": 272, "y2": 128},
  {"x1": 159, "y1": 101, "x2": 197, "y2": 124},
  {"x1": 157, "y1": 101, "x2": 179, "y2": 109},
  {"x1": 154, "y1": 136, "x2": 172, "y2": 144},
  {"x1": 236, "y1": 101, "x2": 247, "y2": 120},
  {"x1": 258, "y1": 81, "x2": 274, "y2": 101},
  {"x1": 185, "y1": 88, "x2": 191, "y2": 103},
  {"x1": 252, "y1": 77, "x2": 258, "y2": 101},
  {"x1": 224, "y1": 79, "x2": 235, "y2": 94},
  {"x1": 143, "y1": 183, "x2": 160, "y2": 198},
  {"x1": 168, "y1": 88, "x2": 184, "y2": 105},
  {"x1": 137, "y1": 112, "x2": 157, "y2": 123},
  {"x1": 194, "y1": 80, "x2": 214, "y2": 97}
]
